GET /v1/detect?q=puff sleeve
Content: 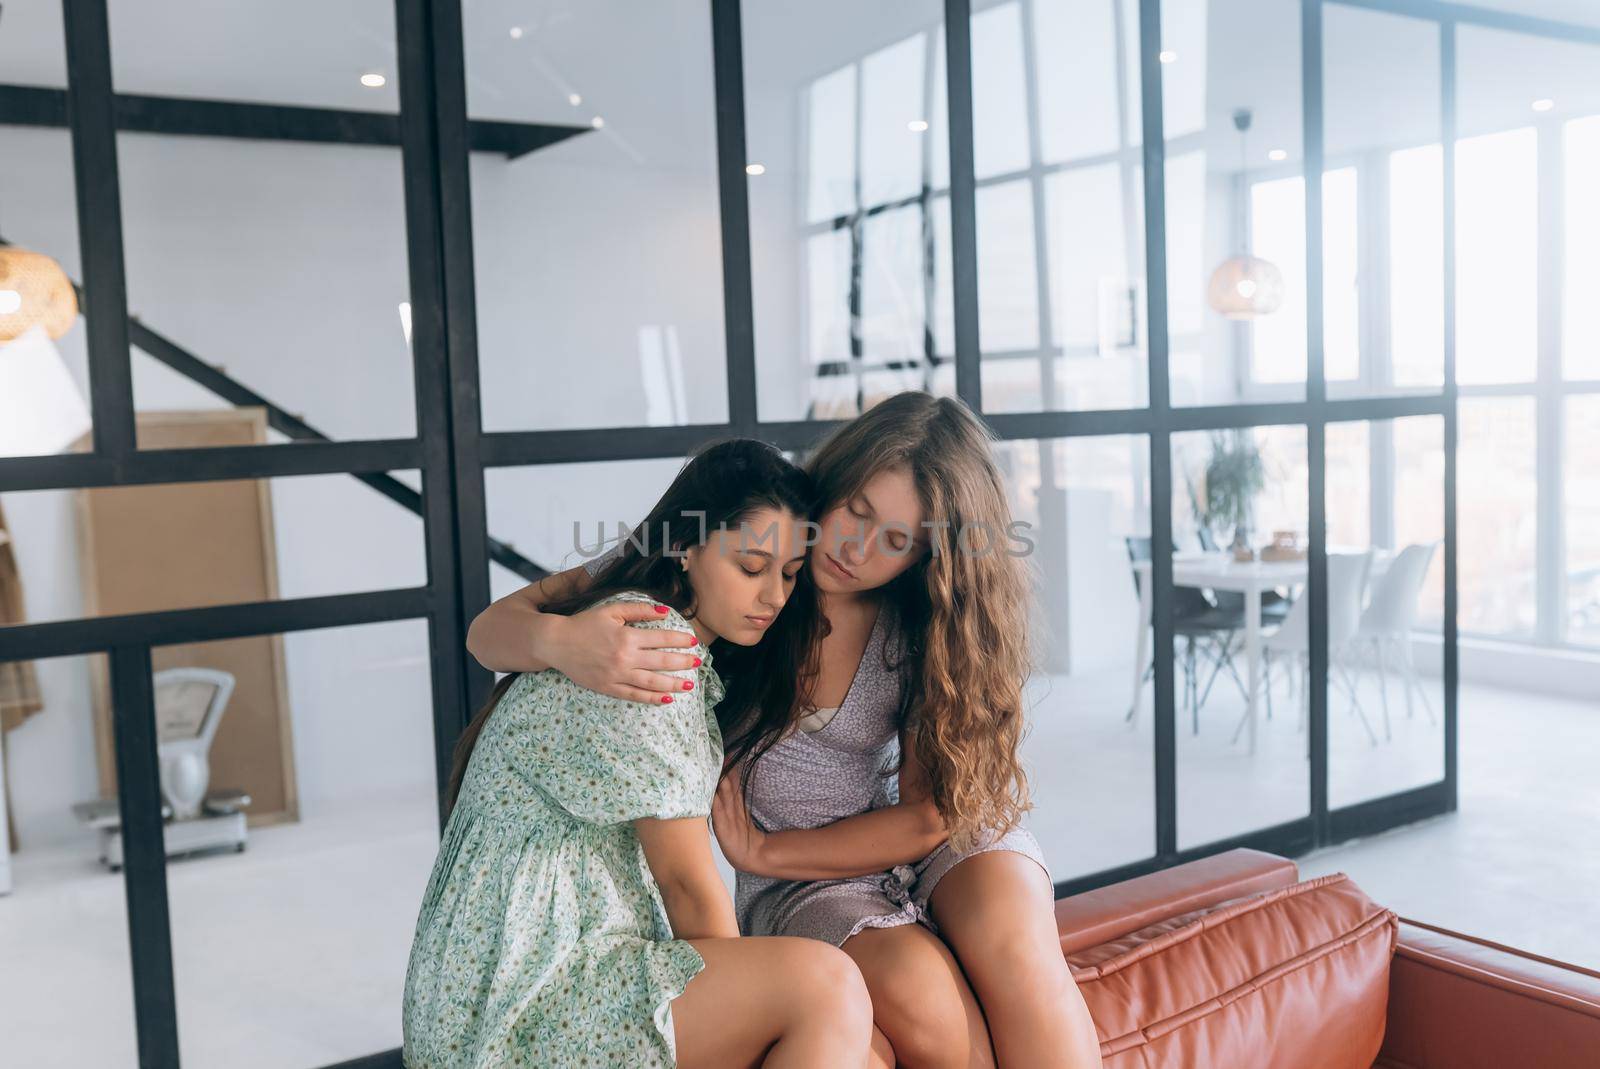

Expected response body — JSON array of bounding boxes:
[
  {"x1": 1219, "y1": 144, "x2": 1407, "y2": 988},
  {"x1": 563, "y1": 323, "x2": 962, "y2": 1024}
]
[{"x1": 493, "y1": 592, "x2": 725, "y2": 826}]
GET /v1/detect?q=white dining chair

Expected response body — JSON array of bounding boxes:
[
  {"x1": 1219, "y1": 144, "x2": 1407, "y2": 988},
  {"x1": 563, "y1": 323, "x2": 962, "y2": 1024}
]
[
  {"x1": 1350, "y1": 541, "x2": 1440, "y2": 741},
  {"x1": 1238, "y1": 550, "x2": 1376, "y2": 746}
]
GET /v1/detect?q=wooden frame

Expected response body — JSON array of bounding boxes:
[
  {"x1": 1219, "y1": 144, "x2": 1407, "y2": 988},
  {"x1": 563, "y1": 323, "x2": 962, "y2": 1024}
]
[{"x1": 77, "y1": 409, "x2": 297, "y2": 826}]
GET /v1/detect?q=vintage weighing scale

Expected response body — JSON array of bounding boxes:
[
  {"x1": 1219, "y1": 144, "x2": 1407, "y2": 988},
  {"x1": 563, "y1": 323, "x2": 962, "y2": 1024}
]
[{"x1": 73, "y1": 668, "x2": 251, "y2": 871}]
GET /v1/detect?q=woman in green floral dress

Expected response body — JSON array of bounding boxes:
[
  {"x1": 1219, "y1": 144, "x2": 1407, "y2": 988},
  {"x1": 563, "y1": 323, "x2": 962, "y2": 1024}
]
[{"x1": 402, "y1": 440, "x2": 876, "y2": 1068}]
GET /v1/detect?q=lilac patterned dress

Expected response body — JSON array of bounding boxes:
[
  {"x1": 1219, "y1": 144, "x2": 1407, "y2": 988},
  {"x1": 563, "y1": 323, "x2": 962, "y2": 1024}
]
[
  {"x1": 581, "y1": 548, "x2": 1049, "y2": 947},
  {"x1": 734, "y1": 596, "x2": 1048, "y2": 947}
]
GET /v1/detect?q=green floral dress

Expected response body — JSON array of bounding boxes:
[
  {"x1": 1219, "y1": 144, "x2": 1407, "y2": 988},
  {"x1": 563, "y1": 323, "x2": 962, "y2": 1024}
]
[{"x1": 402, "y1": 591, "x2": 726, "y2": 1068}]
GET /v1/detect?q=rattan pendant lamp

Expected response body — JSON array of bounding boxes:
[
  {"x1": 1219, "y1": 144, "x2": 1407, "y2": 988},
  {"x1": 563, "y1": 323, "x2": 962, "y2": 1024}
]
[
  {"x1": 1206, "y1": 107, "x2": 1284, "y2": 320},
  {"x1": 0, "y1": 240, "x2": 78, "y2": 342}
]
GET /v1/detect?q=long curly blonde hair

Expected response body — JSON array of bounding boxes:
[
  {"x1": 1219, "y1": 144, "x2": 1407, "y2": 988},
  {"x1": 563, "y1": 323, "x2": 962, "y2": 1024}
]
[{"x1": 804, "y1": 392, "x2": 1033, "y2": 850}]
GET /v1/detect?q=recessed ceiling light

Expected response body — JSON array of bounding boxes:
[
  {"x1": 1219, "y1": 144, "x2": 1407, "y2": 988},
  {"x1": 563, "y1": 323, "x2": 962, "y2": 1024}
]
[
  {"x1": 1532, "y1": 98, "x2": 1555, "y2": 112},
  {"x1": 568, "y1": 93, "x2": 582, "y2": 107},
  {"x1": 360, "y1": 72, "x2": 386, "y2": 88},
  {"x1": 746, "y1": 163, "x2": 766, "y2": 176},
  {"x1": 591, "y1": 116, "x2": 605, "y2": 129},
  {"x1": 1268, "y1": 148, "x2": 1287, "y2": 161},
  {"x1": 509, "y1": 26, "x2": 524, "y2": 39},
  {"x1": 1159, "y1": 50, "x2": 1178, "y2": 64},
  {"x1": 907, "y1": 119, "x2": 929, "y2": 132}
]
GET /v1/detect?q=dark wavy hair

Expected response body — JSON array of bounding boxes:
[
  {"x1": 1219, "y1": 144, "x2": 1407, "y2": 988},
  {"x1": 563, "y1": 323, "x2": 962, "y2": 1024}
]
[{"x1": 445, "y1": 438, "x2": 821, "y2": 816}]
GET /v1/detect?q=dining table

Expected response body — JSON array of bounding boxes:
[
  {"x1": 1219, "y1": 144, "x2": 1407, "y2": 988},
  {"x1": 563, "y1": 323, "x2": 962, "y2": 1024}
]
[{"x1": 1129, "y1": 548, "x2": 1391, "y2": 754}]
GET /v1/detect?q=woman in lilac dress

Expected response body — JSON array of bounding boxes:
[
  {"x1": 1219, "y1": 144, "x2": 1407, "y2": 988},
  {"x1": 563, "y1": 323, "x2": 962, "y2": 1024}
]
[{"x1": 469, "y1": 393, "x2": 1102, "y2": 1068}]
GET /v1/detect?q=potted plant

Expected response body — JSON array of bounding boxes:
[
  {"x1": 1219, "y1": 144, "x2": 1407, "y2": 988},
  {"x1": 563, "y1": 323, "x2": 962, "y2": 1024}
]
[{"x1": 1188, "y1": 430, "x2": 1265, "y2": 560}]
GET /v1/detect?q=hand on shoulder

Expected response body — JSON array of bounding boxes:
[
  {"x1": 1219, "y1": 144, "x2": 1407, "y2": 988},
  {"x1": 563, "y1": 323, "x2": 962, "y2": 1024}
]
[{"x1": 555, "y1": 591, "x2": 705, "y2": 705}]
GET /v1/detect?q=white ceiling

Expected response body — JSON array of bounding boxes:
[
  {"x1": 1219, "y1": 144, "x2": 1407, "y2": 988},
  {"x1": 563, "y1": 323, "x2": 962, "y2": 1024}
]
[
  {"x1": 1456, "y1": 18, "x2": 1600, "y2": 138},
  {"x1": 1324, "y1": 4, "x2": 1442, "y2": 159},
  {"x1": 0, "y1": 1, "x2": 400, "y2": 103},
  {"x1": 1448, "y1": 0, "x2": 1600, "y2": 28},
  {"x1": 0, "y1": 0, "x2": 1596, "y2": 172}
]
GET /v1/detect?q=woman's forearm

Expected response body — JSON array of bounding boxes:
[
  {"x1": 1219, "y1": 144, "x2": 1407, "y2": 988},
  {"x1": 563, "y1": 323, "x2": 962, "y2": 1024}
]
[
  {"x1": 657, "y1": 873, "x2": 740, "y2": 940},
  {"x1": 466, "y1": 595, "x2": 561, "y2": 673},
  {"x1": 467, "y1": 567, "x2": 594, "y2": 673},
  {"x1": 756, "y1": 800, "x2": 947, "y2": 881}
]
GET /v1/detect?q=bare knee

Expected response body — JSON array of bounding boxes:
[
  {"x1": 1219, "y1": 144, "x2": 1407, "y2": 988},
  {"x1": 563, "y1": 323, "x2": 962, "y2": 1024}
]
[
  {"x1": 871, "y1": 975, "x2": 974, "y2": 1069},
  {"x1": 960, "y1": 917, "x2": 1070, "y2": 996},
  {"x1": 784, "y1": 939, "x2": 875, "y2": 1038}
]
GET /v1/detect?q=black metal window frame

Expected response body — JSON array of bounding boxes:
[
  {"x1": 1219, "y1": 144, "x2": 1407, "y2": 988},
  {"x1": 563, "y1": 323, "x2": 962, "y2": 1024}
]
[{"x1": 3, "y1": 0, "x2": 1597, "y2": 1065}]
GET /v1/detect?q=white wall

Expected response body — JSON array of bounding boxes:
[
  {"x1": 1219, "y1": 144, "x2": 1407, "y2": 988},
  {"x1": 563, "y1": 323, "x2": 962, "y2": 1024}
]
[{"x1": 472, "y1": 145, "x2": 732, "y2": 432}]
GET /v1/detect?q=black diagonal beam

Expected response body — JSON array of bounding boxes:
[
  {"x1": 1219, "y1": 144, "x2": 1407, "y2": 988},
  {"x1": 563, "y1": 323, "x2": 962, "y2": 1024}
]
[
  {"x1": 1, "y1": 227, "x2": 544, "y2": 582},
  {"x1": 0, "y1": 83, "x2": 585, "y2": 160},
  {"x1": 125, "y1": 319, "x2": 544, "y2": 583}
]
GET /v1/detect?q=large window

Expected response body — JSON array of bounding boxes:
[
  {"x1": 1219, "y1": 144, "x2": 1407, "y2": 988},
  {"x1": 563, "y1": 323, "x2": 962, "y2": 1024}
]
[
  {"x1": 1163, "y1": 0, "x2": 1306, "y2": 407},
  {"x1": 1567, "y1": 116, "x2": 1600, "y2": 381},
  {"x1": 979, "y1": 0, "x2": 1150, "y2": 414},
  {"x1": 1390, "y1": 144, "x2": 1446, "y2": 390},
  {"x1": 1247, "y1": 168, "x2": 1358, "y2": 385},
  {"x1": 1453, "y1": 21, "x2": 1600, "y2": 646},
  {"x1": 1316, "y1": 6, "x2": 1600, "y2": 649},
  {"x1": 745, "y1": 0, "x2": 957, "y2": 422},
  {"x1": 1567, "y1": 397, "x2": 1600, "y2": 646},
  {"x1": 1323, "y1": 2, "x2": 1445, "y2": 397}
]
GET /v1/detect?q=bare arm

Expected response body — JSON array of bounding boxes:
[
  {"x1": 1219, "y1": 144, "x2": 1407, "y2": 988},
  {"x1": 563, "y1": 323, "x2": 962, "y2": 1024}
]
[
  {"x1": 465, "y1": 566, "x2": 589, "y2": 673},
  {"x1": 712, "y1": 729, "x2": 949, "y2": 881},
  {"x1": 465, "y1": 564, "x2": 701, "y2": 703},
  {"x1": 634, "y1": 817, "x2": 740, "y2": 940}
]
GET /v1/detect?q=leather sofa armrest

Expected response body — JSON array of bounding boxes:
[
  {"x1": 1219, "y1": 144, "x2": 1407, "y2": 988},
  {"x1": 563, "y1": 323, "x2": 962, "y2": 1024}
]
[
  {"x1": 1054, "y1": 848, "x2": 1299, "y2": 957},
  {"x1": 1379, "y1": 920, "x2": 1600, "y2": 1069}
]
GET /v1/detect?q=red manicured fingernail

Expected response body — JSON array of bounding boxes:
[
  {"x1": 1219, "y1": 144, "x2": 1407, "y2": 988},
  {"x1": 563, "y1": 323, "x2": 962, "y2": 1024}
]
[
  {"x1": 692, "y1": 656, "x2": 702, "y2": 667},
  {"x1": 682, "y1": 680, "x2": 694, "y2": 691},
  {"x1": 654, "y1": 604, "x2": 669, "y2": 613},
  {"x1": 661, "y1": 695, "x2": 674, "y2": 704}
]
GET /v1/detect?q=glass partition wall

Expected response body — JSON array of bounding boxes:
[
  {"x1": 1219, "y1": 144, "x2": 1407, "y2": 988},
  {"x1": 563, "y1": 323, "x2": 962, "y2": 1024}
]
[
  {"x1": 18, "y1": 0, "x2": 1600, "y2": 1064},
  {"x1": 2, "y1": 5, "x2": 474, "y2": 1067}
]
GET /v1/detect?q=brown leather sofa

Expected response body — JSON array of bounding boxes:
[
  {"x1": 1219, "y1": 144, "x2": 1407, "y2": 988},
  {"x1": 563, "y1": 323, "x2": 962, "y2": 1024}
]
[{"x1": 1054, "y1": 848, "x2": 1600, "y2": 1068}]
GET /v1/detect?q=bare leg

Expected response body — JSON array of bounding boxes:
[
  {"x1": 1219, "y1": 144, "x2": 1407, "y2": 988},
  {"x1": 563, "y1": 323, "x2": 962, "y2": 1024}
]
[
  {"x1": 928, "y1": 852, "x2": 1103, "y2": 1069},
  {"x1": 869, "y1": 1026, "x2": 897, "y2": 1069},
  {"x1": 672, "y1": 936, "x2": 875, "y2": 1069},
  {"x1": 841, "y1": 924, "x2": 994, "y2": 1069}
]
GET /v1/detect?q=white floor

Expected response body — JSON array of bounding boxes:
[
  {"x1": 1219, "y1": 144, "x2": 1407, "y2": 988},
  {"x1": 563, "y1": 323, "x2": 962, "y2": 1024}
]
[
  {"x1": 0, "y1": 678, "x2": 1593, "y2": 1067},
  {"x1": 1299, "y1": 684, "x2": 1600, "y2": 971},
  {"x1": 1, "y1": 788, "x2": 440, "y2": 1068},
  {"x1": 1021, "y1": 643, "x2": 1448, "y2": 878}
]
